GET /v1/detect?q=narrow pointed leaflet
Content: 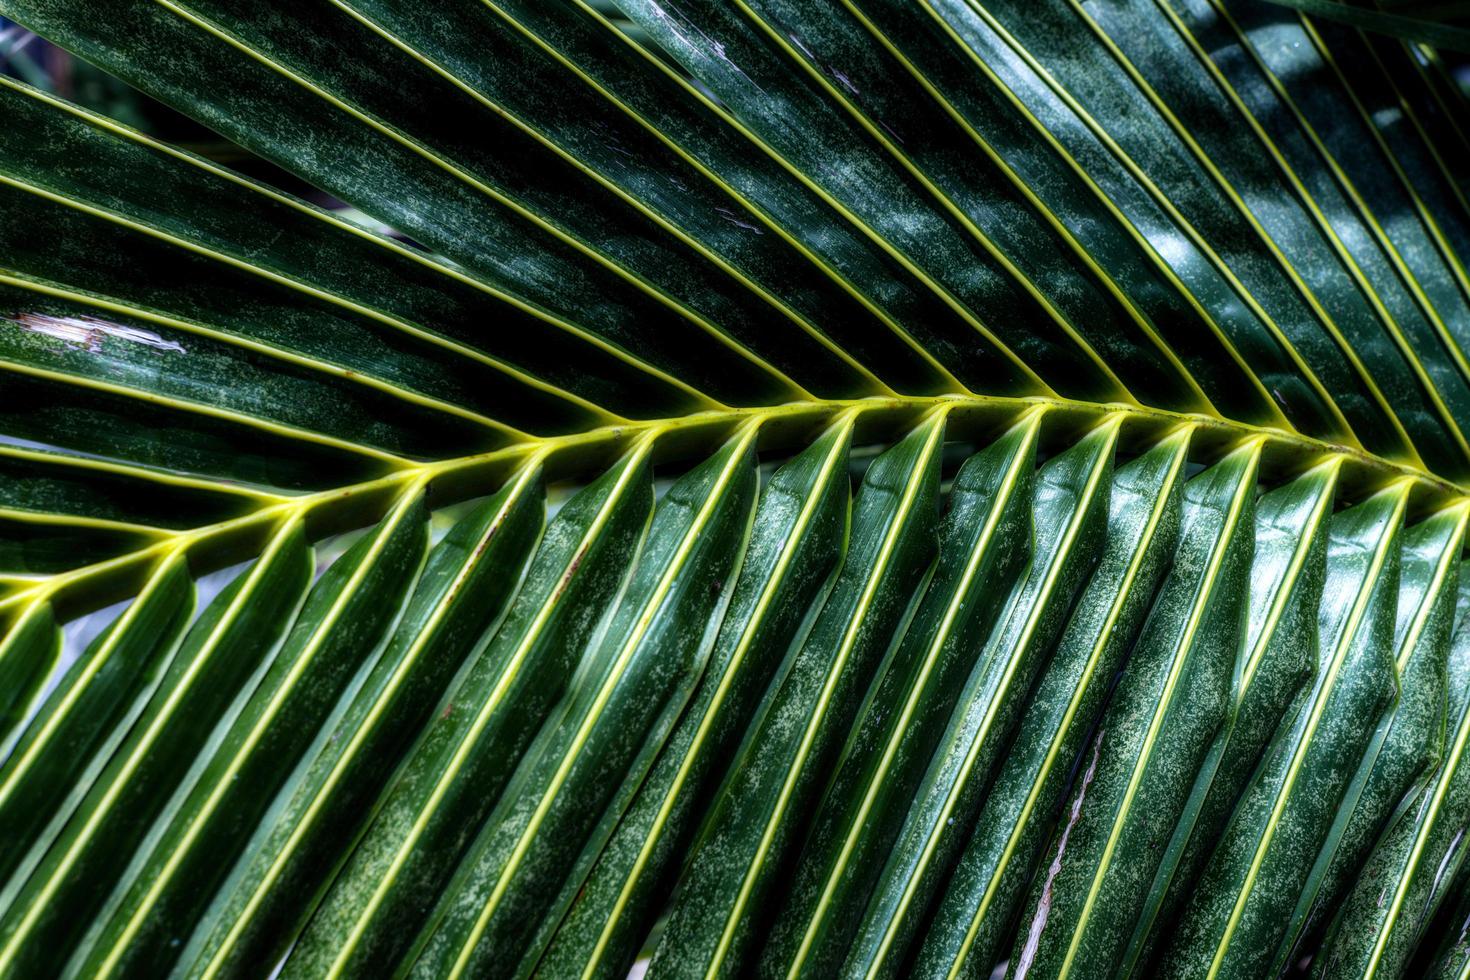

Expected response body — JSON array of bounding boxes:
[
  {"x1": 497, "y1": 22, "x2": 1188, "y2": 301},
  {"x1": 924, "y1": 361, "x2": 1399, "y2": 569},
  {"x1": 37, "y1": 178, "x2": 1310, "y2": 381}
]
[
  {"x1": 0, "y1": 603, "x2": 58, "y2": 752},
  {"x1": 1156, "y1": 482, "x2": 1409, "y2": 978},
  {"x1": 0, "y1": 521, "x2": 312, "y2": 976},
  {"x1": 915, "y1": 428, "x2": 1193, "y2": 980},
  {"x1": 288, "y1": 444, "x2": 655, "y2": 978},
  {"x1": 845, "y1": 416, "x2": 1121, "y2": 980},
  {"x1": 75, "y1": 488, "x2": 429, "y2": 980},
  {"x1": 1007, "y1": 440, "x2": 1259, "y2": 980},
  {"x1": 1314, "y1": 568, "x2": 1470, "y2": 978},
  {"x1": 1123, "y1": 458, "x2": 1341, "y2": 974},
  {"x1": 762, "y1": 410, "x2": 1041, "y2": 979},
  {"x1": 539, "y1": 417, "x2": 855, "y2": 980},
  {"x1": 650, "y1": 414, "x2": 946, "y2": 979},
  {"x1": 1290, "y1": 502, "x2": 1469, "y2": 964},
  {"x1": 184, "y1": 463, "x2": 547, "y2": 979},
  {"x1": 0, "y1": 554, "x2": 194, "y2": 917},
  {"x1": 405, "y1": 428, "x2": 758, "y2": 979}
]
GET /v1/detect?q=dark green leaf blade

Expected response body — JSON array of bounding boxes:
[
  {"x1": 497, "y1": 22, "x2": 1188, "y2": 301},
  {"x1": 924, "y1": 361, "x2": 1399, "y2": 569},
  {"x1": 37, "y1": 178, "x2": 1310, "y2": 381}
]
[
  {"x1": 1419, "y1": 861, "x2": 1470, "y2": 979},
  {"x1": 404, "y1": 428, "x2": 759, "y2": 979},
  {"x1": 182, "y1": 463, "x2": 547, "y2": 979},
  {"x1": 649, "y1": 413, "x2": 947, "y2": 979},
  {"x1": 71, "y1": 487, "x2": 429, "y2": 980},
  {"x1": 914, "y1": 427, "x2": 1192, "y2": 980},
  {"x1": 1262, "y1": 0, "x2": 1470, "y2": 53},
  {"x1": 760, "y1": 410, "x2": 1042, "y2": 979},
  {"x1": 0, "y1": 520, "x2": 313, "y2": 976},
  {"x1": 538, "y1": 416, "x2": 855, "y2": 980},
  {"x1": 1005, "y1": 440, "x2": 1259, "y2": 979},
  {"x1": 1155, "y1": 482, "x2": 1409, "y2": 978},
  {"x1": 0, "y1": 602, "x2": 59, "y2": 756},
  {"x1": 1122, "y1": 458, "x2": 1341, "y2": 974},
  {"x1": 1290, "y1": 502, "x2": 1470, "y2": 962},
  {"x1": 285, "y1": 444, "x2": 655, "y2": 979},
  {"x1": 843, "y1": 416, "x2": 1121, "y2": 980},
  {"x1": 1313, "y1": 561, "x2": 1470, "y2": 978},
  {"x1": 0, "y1": 555, "x2": 194, "y2": 911},
  {"x1": 0, "y1": 0, "x2": 802, "y2": 410}
]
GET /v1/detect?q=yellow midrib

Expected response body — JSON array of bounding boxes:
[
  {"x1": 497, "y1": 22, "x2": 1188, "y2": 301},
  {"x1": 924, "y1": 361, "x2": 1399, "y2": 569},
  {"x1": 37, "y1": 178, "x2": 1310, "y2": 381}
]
[{"x1": 8, "y1": 391, "x2": 1467, "y2": 627}]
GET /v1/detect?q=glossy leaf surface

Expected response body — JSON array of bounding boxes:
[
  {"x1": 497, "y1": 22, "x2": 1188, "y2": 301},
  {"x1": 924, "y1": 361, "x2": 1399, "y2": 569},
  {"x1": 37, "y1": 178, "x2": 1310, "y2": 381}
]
[{"x1": 0, "y1": 0, "x2": 1467, "y2": 977}]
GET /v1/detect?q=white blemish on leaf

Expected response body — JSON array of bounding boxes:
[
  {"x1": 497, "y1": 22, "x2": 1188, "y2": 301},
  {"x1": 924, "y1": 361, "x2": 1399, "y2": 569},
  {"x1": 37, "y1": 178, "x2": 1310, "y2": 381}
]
[
  {"x1": 10, "y1": 312, "x2": 186, "y2": 354},
  {"x1": 1015, "y1": 731, "x2": 1104, "y2": 980}
]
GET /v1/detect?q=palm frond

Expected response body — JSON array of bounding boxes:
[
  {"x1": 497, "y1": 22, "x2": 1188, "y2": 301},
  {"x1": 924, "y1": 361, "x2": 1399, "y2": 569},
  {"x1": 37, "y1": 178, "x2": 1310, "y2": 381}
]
[{"x1": 0, "y1": 1, "x2": 1468, "y2": 978}]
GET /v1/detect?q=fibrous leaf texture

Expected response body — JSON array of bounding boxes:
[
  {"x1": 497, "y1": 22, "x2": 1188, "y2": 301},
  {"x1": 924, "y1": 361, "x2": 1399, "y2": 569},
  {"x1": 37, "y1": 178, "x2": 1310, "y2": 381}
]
[{"x1": 0, "y1": 0, "x2": 1469, "y2": 978}]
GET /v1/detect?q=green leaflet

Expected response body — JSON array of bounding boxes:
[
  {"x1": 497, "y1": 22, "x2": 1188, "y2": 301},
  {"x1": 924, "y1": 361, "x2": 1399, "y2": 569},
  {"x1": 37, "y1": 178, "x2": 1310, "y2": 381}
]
[
  {"x1": 0, "y1": 442, "x2": 260, "y2": 540},
  {"x1": 915, "y1": 0, "x2": 1346, "y2": 444},
  {"x1": 0, "y1": 508, "x2": 164, "y2": 579},
  {"x1": 0, "y1": 602, "x2": 58, "y2": 753},
  {"x1": 1192, "y1": 0, "x2": 1470, "y2": 408},
  {"x1": 0, "y1": 280, "x2": 504, "y2": 464},
  {"x1": 1126, "y1": 0, "x2": 1470, "y2": 473},
  {"x1": 0, "y1": 347, "x2": 403, "y2": 495},
  {"x1": 426, "y1": 0, "x2": 984, "y2": 397},
  {"x1": 615, "y1": 0, "x2": 1060, "y2": 400},
  {"x1": 832, "y1": 0, "x2": 1286, "y2": 429},
  {"x1": 405, "y1": 429, "x2": 759, "y2": 979},
  {"x1": 0, "y1": 554, "x2": 194, "y2": 915},
  {"x1": 844, "y1": 416, "x2": 1120, "y2": 980},
  {"x1": 71, "y1": 488, "x2": 429, "y2": 980},
  {"x1": 1123, "y1": 459, "x2": 1340, "y2": 974},
  {"x1": 1072, "y1": 0, "x2": 1470, "y2": 480},
  {"x1": 1314, "y1": 564, "x2": 1470, "y2": 978},
  {"x1": 0, "y1": 0, "x2": 1469, "y2": 976},
  {"x1": 1156, "y1": 482, "x2": 1410, "y2": 979},
  {"x1": 0, "y1": 0, "x2": 804, "y2": 410},
  {"x1": 1421, "y1": 867, "x2": 1470, "y2": 979},
  {"x1": 182, "y1": 463, "x2": 547, "y2": 979},
  {"x1": 287, "y1": 445, "x2": 654, "y2": 979},
  {"x1": 931, "y1": 0, "x2": 1424, "y2": 468},
  {"x1": 0, "y1": 521, "x2": 312, "y2": 975},
  {"x1": 1295, "y1": 15, "x2": 1470, "y2": 354},
  {"x1": 1290, "y1": 503, "x2": 1470, "y2": 961},
  {"x1": 538, "y1": 418, "x2": 854, "y2": 980},
  {"x1": 0, "y1": 73, "x2": 686, "y2": 436},
  {"x1": 710, "y1": 0, "x2": 1220, "y2": 417},
  {"x1": 1007, "y1": 440, "x2": 1259, "y2": 980},
  {"x1": 914, "y1": 428, "x2": 1192, "y2": 980},
  {"x1": 1259, "y1": 0, "x2": 1470, "y2": 54},
  {"x1": 650, "y1": 414, "x2": 946, "y2": 979},
  {"x1": 761, "y1": 411, "x2": 1041, "y2": 979},
  {"x1": 292, "y1": 0, "x2": 897, "y2": 402}
]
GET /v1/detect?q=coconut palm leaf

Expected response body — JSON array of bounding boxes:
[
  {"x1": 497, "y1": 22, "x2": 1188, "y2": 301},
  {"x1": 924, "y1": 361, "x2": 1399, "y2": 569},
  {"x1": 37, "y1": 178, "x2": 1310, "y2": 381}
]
[
  {"x1": 0, "y1": 0, "x2": 1469, "y2": 978},
  {"x1": 1262, "y1": 0, "x2": 1470, "y2": 55}
]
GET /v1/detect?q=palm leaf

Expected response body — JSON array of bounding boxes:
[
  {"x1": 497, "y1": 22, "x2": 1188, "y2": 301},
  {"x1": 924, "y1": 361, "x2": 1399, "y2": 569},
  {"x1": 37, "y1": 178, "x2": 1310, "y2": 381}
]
[
  {"x1": 1261, "y1": 0, "x2": 1470, "y2": 54},
  {"x1": 0, "y1": 0, "x2": 1468, "y2": 978}
]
